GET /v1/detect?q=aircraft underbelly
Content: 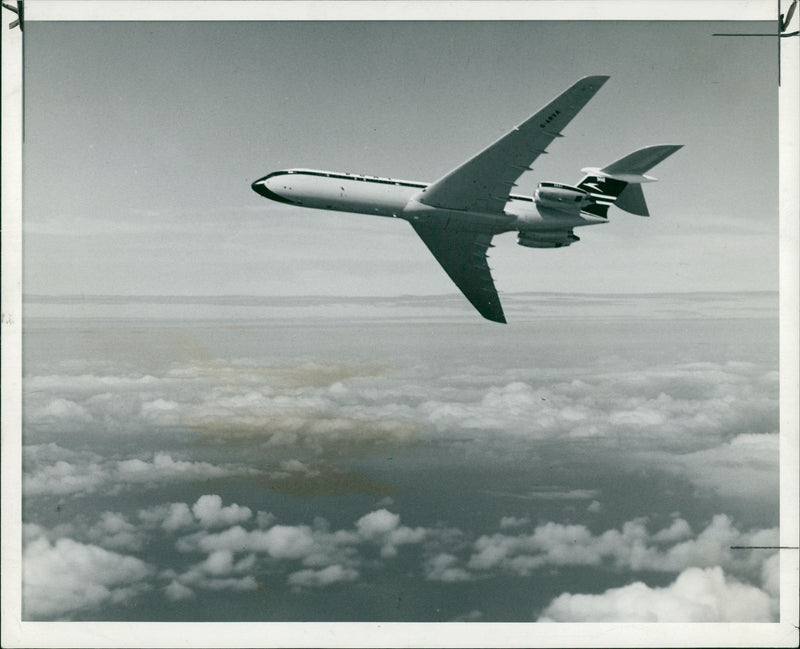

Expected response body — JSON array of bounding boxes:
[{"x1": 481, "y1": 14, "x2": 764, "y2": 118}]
[
  {"x1": 506, "y1": 202, "x2": 605, "y2": 231},
  {"x1": 401, "y1": 199, "x2": 516, "y2": 233}
]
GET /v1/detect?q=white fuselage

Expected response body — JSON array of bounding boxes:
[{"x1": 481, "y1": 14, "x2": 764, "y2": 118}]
[{"x1": 253, "y1": 169, "x2": 607, "y2": 235}]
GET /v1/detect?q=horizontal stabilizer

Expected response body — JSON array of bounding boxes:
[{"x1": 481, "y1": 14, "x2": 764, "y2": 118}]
[{"x1": 596, "y1": 144, "x2": 683, "y2": 183}]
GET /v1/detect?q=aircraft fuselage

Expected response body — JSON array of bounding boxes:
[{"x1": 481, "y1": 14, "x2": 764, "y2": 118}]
[{"x1": 252, "y1": 169, "x2": 607, "y2": 235}]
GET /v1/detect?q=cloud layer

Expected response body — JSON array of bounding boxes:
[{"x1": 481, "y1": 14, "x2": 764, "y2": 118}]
[
  {"x1": 23, "y1": 355, "x2": 778, "y2": 503},
  {"x1": 22, "y1": 493, "x2": 779, "y2": 621},
  {"x1": 20, "y1": 314, "x2": 780, "y2": 622}
]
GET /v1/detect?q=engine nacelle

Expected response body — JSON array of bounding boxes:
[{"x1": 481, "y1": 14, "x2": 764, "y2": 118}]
[
  {"x1": 534, "y1": 182, "x2": 591, "y2": 211},
  {"x1": 517, "y1": 231, "x2": 580, "y2": 249}
]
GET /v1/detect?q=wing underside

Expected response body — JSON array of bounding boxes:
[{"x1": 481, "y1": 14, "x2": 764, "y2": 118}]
[{"x1": 410, "y1": 221, "x2": 505, "y2": 324}]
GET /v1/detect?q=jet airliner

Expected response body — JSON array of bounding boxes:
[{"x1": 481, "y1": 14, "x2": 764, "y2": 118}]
[{"x1": 252, "y1": 76, "x2": 681, "y2": 323}]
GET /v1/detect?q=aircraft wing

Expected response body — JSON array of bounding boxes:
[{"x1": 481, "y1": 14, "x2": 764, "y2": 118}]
[
  {"x1": 410, "y1": 220, "x2": 505, "y2": 323},
  {"x1": 418, "y1": 75, "x2": 609, "y2": 213}
]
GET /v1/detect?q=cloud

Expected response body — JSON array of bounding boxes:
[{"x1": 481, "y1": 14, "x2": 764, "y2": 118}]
[
  {"x1": 164, "y1": 579, "x2": 195, "y2": 601},
  {"x1": 424, "y1": 553, "x2": 472, "y2": 582},
  {"x1": 117, "y1": 453, "x2": 231, "y2": 482},
  {"x1": 417, "y1": 361, "x2": 777, "y2": 451},
  {"x1": 537, "y1": 566, "x2": 773, "y2": 622},
  {"x1": 23, "y1": 525, "x2": 153, "y2": 619},
  {"x1": 192, "y1": 495, "x2": 252, "y2": 528},
  {"x1": 650, "y1": 517, "x2": 692, "y2": 544},
  {"x1": 23, "y1": 457, "x2": 108, "y2": 497},
  {"x1": 33, "y1": 398, "x2": 93, "y2": 424},
  {"x1": 177, "y1": 507, "x2": 428, "y2": 570},
  {"x1": 467, "y1": 514, "x2": 778, "y2": 583},
  {"x1": 23, "y1": 491, "x2": 780, "y2": 621},
  {"x1": 483, "y1": 488, "x2": 600, "y2": 501},
  {"x1": 356, "y1": 509, "x2": 401, "y2": 539},
  {"x1": 355, "y1": 509, "x2": 426, "y2": 558},
  {"x1": 87, "y1": 512, "x2": 145, "y2": 552},
  {"x1": 139, "y1": 502, "x2": 196, "y2": 532},
  {"x1": 288, "y1": 565, "x2": 359, "y2": 588},
  {"x1": 166, "y1": 505, "x2": 437, "y2": 594},
  {"x1": 660, "y1": 433, "x2": 780, "y2": 500},
  {"x1": 23, "y1": 449, "x2": 247, "y2": 498},
  {"x1": 24, "y1": 361, "x2": 420, "y2": 499},
  {"x1": 23, "y1": 356, "x2": 777, "y2": 507},
  {"x1": 166, "y1": 547, "x2": 259, "y2": 595},
  {"x1": 187, "y1": 524, "x2": 317, "y2": 560},
  {"x1": 201, "y1": 550, "x2": 235, "y2": 576},
  {"x1": 499, "y1": 516, "x2": 530, "y2": 530}
]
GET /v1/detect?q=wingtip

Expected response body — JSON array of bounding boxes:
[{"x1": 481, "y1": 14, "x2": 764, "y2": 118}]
[{"x1": 580, "y1": 74, "x2": 611, "y2": 85}]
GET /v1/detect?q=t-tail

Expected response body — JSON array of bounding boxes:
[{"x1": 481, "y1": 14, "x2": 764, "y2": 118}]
[{"x1": 577, "y1": 144, "x2": 682, "y2": 218}]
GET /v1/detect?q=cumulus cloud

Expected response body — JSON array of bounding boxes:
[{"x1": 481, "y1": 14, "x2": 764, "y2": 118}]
[
  {"x1": 468, "y1": 514, "x2": 778, "y2": 584},
  {"x1": 356, "y1": 509, "x2": 401, "y2": 539},
  {"x1": 166, "y1": 506, "x2": 435, "y2": 593},
  {"x1": 34, "y1": 398, "x2": 93, "y2": 425},
  {"x1": 177, "y1": 507, "x2": 428, "y2": 570},
  {"x1": 165, "y1": 545, "x2": 260, "y2": 596},
  {"x1": 23, "y1": 448, "x2": 247, "y2": 498},
  {"x1": 138, "y1": 503, "x2": 190, "y2": 532},
  {"x1": 87, "y1": 512, "x2": 145, "y2": 551},
  {"x1": 288, "y1": 565, "x2": 359, "y2": 588},
  {"x1": 355, "y1": 509, "x2": 426, "y2": 558},
  {"x1": 164, "y1": 579, "x2": 195, "y2": 602},
  {"x1": 184, "y1": 523, "x2": 317, "y2": 560},
  {"x1": 192, "y1": 495, "x2": 252, "y2": 528},
  {"x1": 23, "y1": 457, "x2": 108, "y2": 497},
  {"x1": 22, "y1": 487, "x2": 780, "y2": 622},
  {"x1": 23, "y1": 525, "x2": 153, "y2": 619},
  {"x1": 425, "y1": 553, "x2": 472, "y2": 582},
  {"x1": 660, "y1": 433, "x2": 780, "y2": 500},
  {"x1": 538, "y1": 566, "x2": 773, "y2": 622},
  {"x1": 499, "y1": 516, "x2": 530, "y2": 530}
]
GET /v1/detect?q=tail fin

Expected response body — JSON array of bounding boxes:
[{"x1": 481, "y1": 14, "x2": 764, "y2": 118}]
[{"x1": 577, "y1": 144, "x2": 682, "y2": 218}]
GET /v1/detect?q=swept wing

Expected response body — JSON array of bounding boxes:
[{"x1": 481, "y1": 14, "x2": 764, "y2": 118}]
[
  {"x1": 411, "y1": 221, "x2": 506, "y2": 323},
  {"x1": 411, "y1": 76, "x2": 609, "y2": 322},
  {"x1": 418, "y1": 75, "x2": 609, "y2": 214}
]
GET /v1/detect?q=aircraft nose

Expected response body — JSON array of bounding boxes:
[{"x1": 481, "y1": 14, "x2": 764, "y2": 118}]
[
  {"x1": 251, "y1": 177, "x2": 272, "y2": 198},
  {"x1": 251, "y1": 173, "x2": 295, "y2": 205}
]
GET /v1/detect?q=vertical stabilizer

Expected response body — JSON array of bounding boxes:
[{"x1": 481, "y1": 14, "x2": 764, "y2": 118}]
[
  {"x1": 577, "y1": 144, "x2": 681, "y2": 217},
  {"x1": 614, "y1": 183, "x2": 650, "y2": 216}
]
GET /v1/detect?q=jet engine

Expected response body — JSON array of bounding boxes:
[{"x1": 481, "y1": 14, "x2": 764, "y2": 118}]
[
  {"x1": 517, "y1": 231, "x2": 580, "y2": 249},
  {"x1": 534, "y1": 182, "x2": 591, "y2": 211}
]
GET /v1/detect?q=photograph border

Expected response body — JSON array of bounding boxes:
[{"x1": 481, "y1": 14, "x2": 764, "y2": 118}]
[{"x1": 2, "y1": 2, "x2": 797, "y2": 647}]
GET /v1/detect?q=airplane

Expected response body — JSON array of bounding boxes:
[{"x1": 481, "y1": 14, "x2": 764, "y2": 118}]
[{"x1": 252, "y1": 76, "x2": 681, "y2": 323}]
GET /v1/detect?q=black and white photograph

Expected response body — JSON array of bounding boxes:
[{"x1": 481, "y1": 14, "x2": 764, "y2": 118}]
[{"x1": 2, "y1": 1, "x2": 798, "y2": 647}]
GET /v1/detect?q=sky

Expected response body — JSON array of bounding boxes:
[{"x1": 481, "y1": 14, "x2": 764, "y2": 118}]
[
  {"x1": 22, "y1": 19, "x2": 778, "y2": 299},
  {"x1": 10, "y1": 9, "x2": 794, "y2": 646}
]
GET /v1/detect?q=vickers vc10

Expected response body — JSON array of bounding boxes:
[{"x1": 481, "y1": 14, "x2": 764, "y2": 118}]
[{"x1": 252, "y1": 76, "x2": 681, "y2": 323}]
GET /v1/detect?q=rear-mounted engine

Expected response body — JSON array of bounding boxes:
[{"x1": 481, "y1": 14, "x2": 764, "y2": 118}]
[{"x1": 534, "y1": 182, "x2": 591, "y2": 211}]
